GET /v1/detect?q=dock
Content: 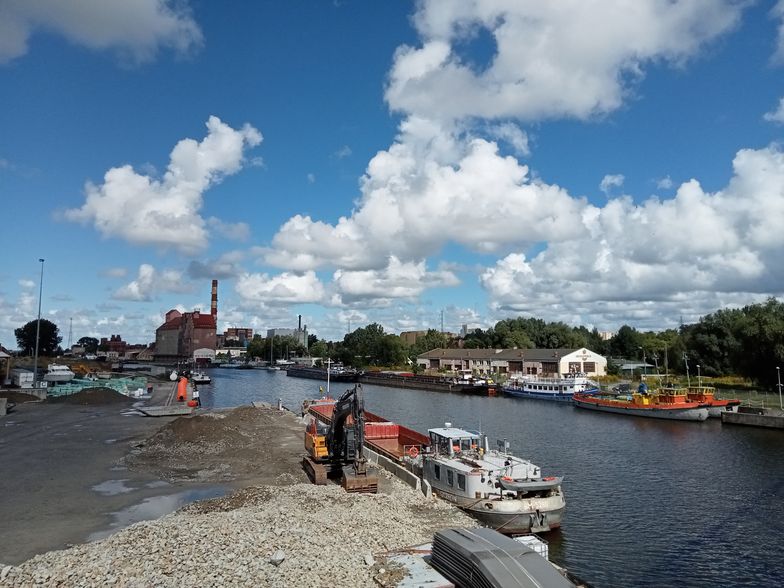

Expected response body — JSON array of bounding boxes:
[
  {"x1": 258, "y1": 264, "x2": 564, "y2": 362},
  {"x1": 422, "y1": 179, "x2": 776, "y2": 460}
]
[{"x1": 721, "y1": 405, "x2": 784, "y2": 429}]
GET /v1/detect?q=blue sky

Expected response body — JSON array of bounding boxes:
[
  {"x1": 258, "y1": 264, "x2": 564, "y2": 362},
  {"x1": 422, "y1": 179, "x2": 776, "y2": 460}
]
[{"x1": 2, "y1": 0, "x2": 784, "y2": 349}]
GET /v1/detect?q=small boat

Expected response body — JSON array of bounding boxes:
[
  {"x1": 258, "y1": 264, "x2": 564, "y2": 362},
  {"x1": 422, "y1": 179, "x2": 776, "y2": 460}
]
[
  {"x1": 423, "y1": 425, "x2": 565, "y2": 533},
  {"x1": 503, "y1": 373, "x2": 599, "y2": 402},
  {"x1": 191, "y1": 371, "x2": 211, "y2": 384},
  {"x1": 43, "y1": 364, "x2": 76, "y2": 383},
  {"x1": 686, "y1": 386, "x2": 740, "y2": 418},
  {"x1": 573, "y1": 387, "x2": 709, "y2": 421}
]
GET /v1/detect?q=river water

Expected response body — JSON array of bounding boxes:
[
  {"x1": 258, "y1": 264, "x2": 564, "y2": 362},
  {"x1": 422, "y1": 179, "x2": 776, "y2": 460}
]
[{"x1": 198, "y1": 368, "x2": 784, "y2": 587}]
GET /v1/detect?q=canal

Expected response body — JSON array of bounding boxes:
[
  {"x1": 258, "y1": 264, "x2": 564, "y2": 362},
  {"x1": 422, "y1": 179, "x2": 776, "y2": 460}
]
[{"x1": 198, "y1": 368, "x2": 784, "y2": 587}]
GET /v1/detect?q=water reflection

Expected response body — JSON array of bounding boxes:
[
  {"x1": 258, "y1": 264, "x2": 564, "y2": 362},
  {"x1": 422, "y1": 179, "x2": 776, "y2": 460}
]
[{"x1": 88, "y1": 486, "x2": 227, "y2": 541}]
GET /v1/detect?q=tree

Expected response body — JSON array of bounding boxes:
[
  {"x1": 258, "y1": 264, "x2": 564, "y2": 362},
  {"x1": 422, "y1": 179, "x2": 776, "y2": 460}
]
[
  {"x1": 15, "y1": 319, "x2": 62, "y2": 356},
  {"x1": 410, "y1": 329, "x2": 449, "y2": 356},
  {"x1": 76, "y1": 336, "x2": 99, "y2": 354},
  {"x1": 608, "y1": 325, "x2": 644, "y2": 359},
  {"x1": 309, "y1": 339, "x2": 329, "y2": 359}
]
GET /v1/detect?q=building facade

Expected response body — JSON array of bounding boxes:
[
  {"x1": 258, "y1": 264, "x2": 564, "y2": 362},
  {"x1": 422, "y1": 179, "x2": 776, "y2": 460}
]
[
  {"x1": 417, "y1": 348, "x2": 607, "y2": 378},
  {"x1": 154, "y1": 309, "x2": 217, "y2": 362}
]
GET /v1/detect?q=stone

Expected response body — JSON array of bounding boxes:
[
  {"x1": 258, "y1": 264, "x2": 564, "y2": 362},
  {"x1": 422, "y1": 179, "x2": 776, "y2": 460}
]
[{"x1": 269, "y1": 550, "x2": 286, "y2": 567}]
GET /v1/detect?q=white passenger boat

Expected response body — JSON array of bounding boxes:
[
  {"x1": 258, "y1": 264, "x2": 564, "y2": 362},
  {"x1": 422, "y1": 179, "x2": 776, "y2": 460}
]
[
  {"x1": 423, "y1": 425, "x2": 565, "y2": 534},
  {"x1": 43, "y1": 364, "x2": 76, "y2": 383},
  {"x1": 503, "y1": 373, "x2": 598, "y2": 402}
]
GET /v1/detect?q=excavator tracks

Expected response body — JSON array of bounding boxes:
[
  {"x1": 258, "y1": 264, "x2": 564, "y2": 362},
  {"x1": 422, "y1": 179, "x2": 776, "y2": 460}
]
[{"x1": 303, "y1": 456, "x2": 328, "y2": 485}]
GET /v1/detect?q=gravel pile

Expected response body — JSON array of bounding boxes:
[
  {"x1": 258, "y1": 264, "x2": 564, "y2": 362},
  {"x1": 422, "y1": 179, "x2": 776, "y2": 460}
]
[{"x1": 2, "y1": 473, "x2": 477, "y2": 587}]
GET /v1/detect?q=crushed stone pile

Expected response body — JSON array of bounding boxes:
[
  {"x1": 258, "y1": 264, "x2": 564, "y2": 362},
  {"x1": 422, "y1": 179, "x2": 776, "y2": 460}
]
[
  {"x1": 2, "y1": 476, "x2": 477, "y2": 587},
  {"x1": 123, "y1": 405, "x2": 307, "y2": 484}
]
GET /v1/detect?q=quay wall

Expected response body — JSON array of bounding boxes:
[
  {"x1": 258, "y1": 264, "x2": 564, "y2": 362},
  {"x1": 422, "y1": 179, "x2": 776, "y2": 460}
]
[{"x1": 721, "y1": 408, "x2": 784, "y2": 429}]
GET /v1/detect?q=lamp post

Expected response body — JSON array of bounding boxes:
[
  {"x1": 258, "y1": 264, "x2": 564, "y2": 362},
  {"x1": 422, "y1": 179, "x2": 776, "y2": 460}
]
[
  {"x1": 32, "y1": 258, "x2": 45, "y2": 388},
  {"x1": 683, "y1": 352, "x2": 690, "y2": 388},
  {"x1": 697, "y1": 364, "x2": 701, "y2": 388},
  {"x1": 638, "y1": 346, "x2": 646, "y2": 379},
  {"x1": 777, "y1": 367, "x2": 782, "y2": 412}
]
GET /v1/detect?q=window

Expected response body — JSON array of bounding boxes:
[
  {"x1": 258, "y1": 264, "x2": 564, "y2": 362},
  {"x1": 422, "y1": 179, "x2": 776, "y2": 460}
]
[
  {"x1": 447, "y1": 470, "x2": 454, "y2": 486},
  {"x1": 584, "y1": 362, "x2": 596, "y2": 372},
  {"x1": 434, "y1": 464, "x2": 441, "y2": 480},
  {"x1": 458, "y1": 474, "x2": 466, "y2": 490}
]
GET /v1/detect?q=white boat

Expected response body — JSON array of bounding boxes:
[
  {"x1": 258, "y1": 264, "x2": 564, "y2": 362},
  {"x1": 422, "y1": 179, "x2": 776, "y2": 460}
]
[
  {"x1": 191, "y1": 371, "x2": 211, "y2": 384},
  {"x1": 423, "y1": 425, "x2": 565, "y2": 534},
  {"x1": 43, "y1": 364, "x2": 76, "y2": 383},
  {"x1": 503, "y1": 373, "x2": 598, "y2": 402}
]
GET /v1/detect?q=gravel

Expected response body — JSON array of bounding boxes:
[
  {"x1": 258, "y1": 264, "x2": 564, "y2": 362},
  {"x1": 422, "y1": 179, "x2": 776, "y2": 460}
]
[{"x1": 2, "y1": 470, "x2": 477, "y2": 587}]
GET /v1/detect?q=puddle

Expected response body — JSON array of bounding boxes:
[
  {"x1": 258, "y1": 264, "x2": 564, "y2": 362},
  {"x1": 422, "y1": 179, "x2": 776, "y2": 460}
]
[
  {"x1": 92, "y1": 479, "x2": 135, "y2": 495},
  {"x1": 88, "y1": 486, "x2": 227, "y2": 541},
  {"x1": 145, "y1": 480, "x2": 171, "y2": 489}
]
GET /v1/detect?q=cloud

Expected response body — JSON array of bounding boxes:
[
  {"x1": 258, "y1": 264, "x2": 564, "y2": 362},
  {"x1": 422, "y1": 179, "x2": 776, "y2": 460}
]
[
  {"x1": 18, "y1": 279, "x2": 35, "y2": 289},
  {"x1": 307, "y1": 173, "x2": 316, "y2": 184},
  {"x1": 772, "y1": 1, "x2": 784, "y2": 64},
  {"x1": 187, "y1": 251, "x2": 245, "y2": 280},
  {"x1": 235, "y1": 271, "x2": 327, "y2": 305},
  {"x1": 113, "y1": 264, "x2": 192, "y2": 302},
  {"x1": 657, "y1": 176, "x2": 674, "y2": 190},
  {"x1": 266, "y1": 121, "x2": 587, "y2": 272},
  {"x1": 207, "y1": 217, "x2": 250, "y2": 242},
  {"x1": 386, "y1": 1, "x2": 743, "y2": 122},
  {"x1": 99, "y1": 267, "x2": 128, "y2": 278},
  {"x1": 333, "y1": 257, "x2": 460, "y2": 304},
  {"x1": 334, "y1": 145, "x2": 352, "y2": 159},
  {"x1": 486, "y1": 123, "x2": 529, "y2": 156},
  {"x1": 764, "y1": 97, "x2": 784, "y2": 123},
  {"x1": 65, "y1": 116, "x2": 262, "y2": 255},
  {"x1": 0, "y1": 0, "x2": 203, "y2": 65},
  {"x1": 600, "y1": 174, "x2": 625, "y2": 195},
  {"x1": 479, "y1": 144, "x2": 784, "y2": 328}
]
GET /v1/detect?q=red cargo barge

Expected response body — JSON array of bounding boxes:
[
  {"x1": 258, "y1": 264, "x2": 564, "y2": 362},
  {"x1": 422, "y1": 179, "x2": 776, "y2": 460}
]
[{"x1": 304, "y1": 398, "x2": 430, "y2": 461}]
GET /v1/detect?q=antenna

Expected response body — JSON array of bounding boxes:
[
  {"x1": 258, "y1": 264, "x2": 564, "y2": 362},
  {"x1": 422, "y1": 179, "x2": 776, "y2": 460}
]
[{"x1": 67, "y1": 317, "x2": 73, "y2": 350}]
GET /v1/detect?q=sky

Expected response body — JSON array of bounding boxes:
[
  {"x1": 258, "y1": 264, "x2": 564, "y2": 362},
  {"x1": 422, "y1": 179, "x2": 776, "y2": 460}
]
[{"x1": 2, "y1": 0, "x2": 784, "y2": 349}]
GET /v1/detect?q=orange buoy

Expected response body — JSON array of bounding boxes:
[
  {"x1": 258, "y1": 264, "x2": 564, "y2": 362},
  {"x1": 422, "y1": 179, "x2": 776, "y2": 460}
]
[
  {"x1": 187, "y1": 399, "x2": 198, "y2": 408},
  {"x1": 177, "y1": 377, "x2": 188, "y2": 402}
]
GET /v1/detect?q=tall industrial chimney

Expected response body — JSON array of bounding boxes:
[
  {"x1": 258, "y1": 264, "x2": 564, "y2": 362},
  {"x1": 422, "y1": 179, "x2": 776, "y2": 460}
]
[
  {"x1": 211, "y1": 280, "x2": 218, "y2": 322},
  {"x1": 298, "y1": 314, "x2": 302, "y2": 330}
]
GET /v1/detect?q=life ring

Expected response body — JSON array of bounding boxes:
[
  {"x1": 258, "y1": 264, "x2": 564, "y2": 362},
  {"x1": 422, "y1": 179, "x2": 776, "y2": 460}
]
[{"x1": 408, "y1": 446, "x2": 419, "y2": 459}]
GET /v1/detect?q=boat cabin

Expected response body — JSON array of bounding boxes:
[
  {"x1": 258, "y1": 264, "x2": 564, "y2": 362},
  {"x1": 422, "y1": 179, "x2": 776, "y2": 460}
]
[{"x1": 429, "y1": 426, "x2": 483, "y2": 458}]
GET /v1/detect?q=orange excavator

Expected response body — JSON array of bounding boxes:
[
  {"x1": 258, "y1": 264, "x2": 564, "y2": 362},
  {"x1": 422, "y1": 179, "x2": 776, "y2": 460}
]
[{"x1": 303, "y1": 384, "x2": 378, "y2": 493}]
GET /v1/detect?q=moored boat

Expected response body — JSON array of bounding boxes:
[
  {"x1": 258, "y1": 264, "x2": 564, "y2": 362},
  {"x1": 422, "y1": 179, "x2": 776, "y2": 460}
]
[
  {"x1": 423, "y1": 425, "x2": 565, "y2": 533},
  {"x1": 191, "y1": 371, "x2": 211, "y2": 384},
  {"x1": 304, "y1": 397, "x2": 565, "y2": 534},
  {"x1": 573, "y1": 387, "x2": 709, "y2": 421},
  {"x1": 43, "y1": 364, "x2": 76, "y2": 384},
  {"x1": 503, "y1": 373, "x2": 599, "y2": 402},
  {"x1": 686, "y1": 386, "x2": 740, "y2": 418}
]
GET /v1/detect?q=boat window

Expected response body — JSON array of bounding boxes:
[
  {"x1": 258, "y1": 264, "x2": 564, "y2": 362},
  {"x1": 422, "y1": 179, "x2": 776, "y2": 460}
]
[
  {"x1": 447, "y1": 470, "x2": 454, "y2": 486},
  {"x1": 458, "y1": 474, "x2": 466, "y2": 491},
  {"x1": 461, "y1": 439, "x2": 472, "y2": 452},
  {"x1": 434, "y1": 464, "x2": 441, "y2": 480}
]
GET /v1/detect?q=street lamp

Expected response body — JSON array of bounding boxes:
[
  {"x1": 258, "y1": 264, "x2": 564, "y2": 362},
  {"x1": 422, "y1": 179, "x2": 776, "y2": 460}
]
[
  {"x1": 32, "y1": 258, "x2": 45, "y2": 388},
  {"x1": 697, "y1": 364, "x2": 701, "y2": 389},
  {"x1": 777, "y1": 367, "x2": 782, "y2": 412},
  {"x1": 638, "y1": 346, "x2": 646, "y2": 379},
  {"x1": 683, "y1": 352, "x2": 691, "y2": 388}
]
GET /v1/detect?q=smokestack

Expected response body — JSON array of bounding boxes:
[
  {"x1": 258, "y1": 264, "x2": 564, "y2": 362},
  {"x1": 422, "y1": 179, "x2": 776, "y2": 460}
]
[
  {"x1": 298, "y1": 314, "x2": 302, "y2": 330},
  {"x1": 211, "y1": 280, "x2": 218, "y2": 321}
]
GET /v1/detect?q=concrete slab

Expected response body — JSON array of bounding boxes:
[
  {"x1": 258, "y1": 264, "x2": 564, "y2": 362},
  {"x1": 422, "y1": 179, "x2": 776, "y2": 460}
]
[{"x1": 137, "y1": 405, "x2": 195, "y2": 417}]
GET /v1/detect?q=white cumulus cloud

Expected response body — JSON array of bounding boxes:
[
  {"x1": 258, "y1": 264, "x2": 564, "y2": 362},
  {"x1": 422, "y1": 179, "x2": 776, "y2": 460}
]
[
  {"x1": 600, "y1": 174, "x2": 625, "y2": 195},
  {"x1": 113, "y1": 264, "x2": 192, "y2": 302},
  {"x1": 386, "y1": 0, "x2": 743, "y2": 122},
  {"x1": 66, "y1": 116, "x2": 262, "y2": 255},
  {"x1": 764, "y1": 97, "x2": 784, "y2": 123},
  {"x1": 0, "y1": 0, "x2": 203, "y2": 65},
  {"x1": 235, "y1": 271, "x2": 326, "y2": 306}
]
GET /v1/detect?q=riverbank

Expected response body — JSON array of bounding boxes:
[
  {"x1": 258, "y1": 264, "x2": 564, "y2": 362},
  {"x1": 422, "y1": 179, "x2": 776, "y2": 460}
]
[{"x1": 0, "y1": 398, "x2": 477, "y2": 586}]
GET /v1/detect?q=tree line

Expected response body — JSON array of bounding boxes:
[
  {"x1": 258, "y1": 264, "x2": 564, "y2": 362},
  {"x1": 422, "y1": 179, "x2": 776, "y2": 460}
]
[{"x1": 12, "y1": 298, "x2": 784, "y2": 386}]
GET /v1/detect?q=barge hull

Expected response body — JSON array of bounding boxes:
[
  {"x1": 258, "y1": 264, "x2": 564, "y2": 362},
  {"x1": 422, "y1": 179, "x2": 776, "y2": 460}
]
[{"x1": 573, "y1": 398, "x2": 709, "y2": 421}]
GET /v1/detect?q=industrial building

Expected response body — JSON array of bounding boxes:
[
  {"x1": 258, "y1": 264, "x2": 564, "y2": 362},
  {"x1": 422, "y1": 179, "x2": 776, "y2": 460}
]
[
  {"x1": 417, "y1": 347, "x2": 607, "y2": 378},
  {"x1": 153, "y1": 280, "x2": 218, "y2": 362},
  {"x1": 267, "y1": 315, "x2": 308, "y2": 348}
]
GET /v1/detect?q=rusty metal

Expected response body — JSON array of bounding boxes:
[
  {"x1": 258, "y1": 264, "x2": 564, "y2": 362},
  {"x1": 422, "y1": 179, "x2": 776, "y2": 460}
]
[
  {"x1": 302, "y1": 456, "x2": 327, "y2": 485},
  {"x1": 341, "y1": 470, "x2": 379, "y2": 493}
]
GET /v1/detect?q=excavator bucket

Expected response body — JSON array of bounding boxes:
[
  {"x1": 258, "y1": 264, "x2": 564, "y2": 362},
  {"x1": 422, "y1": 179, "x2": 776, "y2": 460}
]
[{"x1": 341, "y1": 469, "x2": 378, "y2": 494}]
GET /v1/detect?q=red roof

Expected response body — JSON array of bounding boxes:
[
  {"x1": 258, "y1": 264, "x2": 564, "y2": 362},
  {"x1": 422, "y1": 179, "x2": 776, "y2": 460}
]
[{"x1": 158, "y1": 312, "x2": 216, "y2": 331}]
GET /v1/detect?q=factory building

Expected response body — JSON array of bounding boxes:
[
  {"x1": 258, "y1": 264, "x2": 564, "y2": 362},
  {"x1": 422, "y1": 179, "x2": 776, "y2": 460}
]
[
  {"x1": 267, "y1": 315, "x2": 308, "y2": 348},
  {"x1": 154, "y1": 280, "x2": 218, "y2": 362}
]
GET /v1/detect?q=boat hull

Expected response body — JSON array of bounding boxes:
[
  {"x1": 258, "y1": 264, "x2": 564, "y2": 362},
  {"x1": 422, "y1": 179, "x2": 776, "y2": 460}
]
[
  {"x1": 503, "y1": 388, "x2": 576, "y2": 402},
  {"x1": 287, "y1": 367, "x2": 359, "y2": 382},
  {"x1": 434, "y1": 487, "x2": 565, "y2": 533},
  {"x1": 573, "y1": 396, "x2": 709, "y2": 421}
]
